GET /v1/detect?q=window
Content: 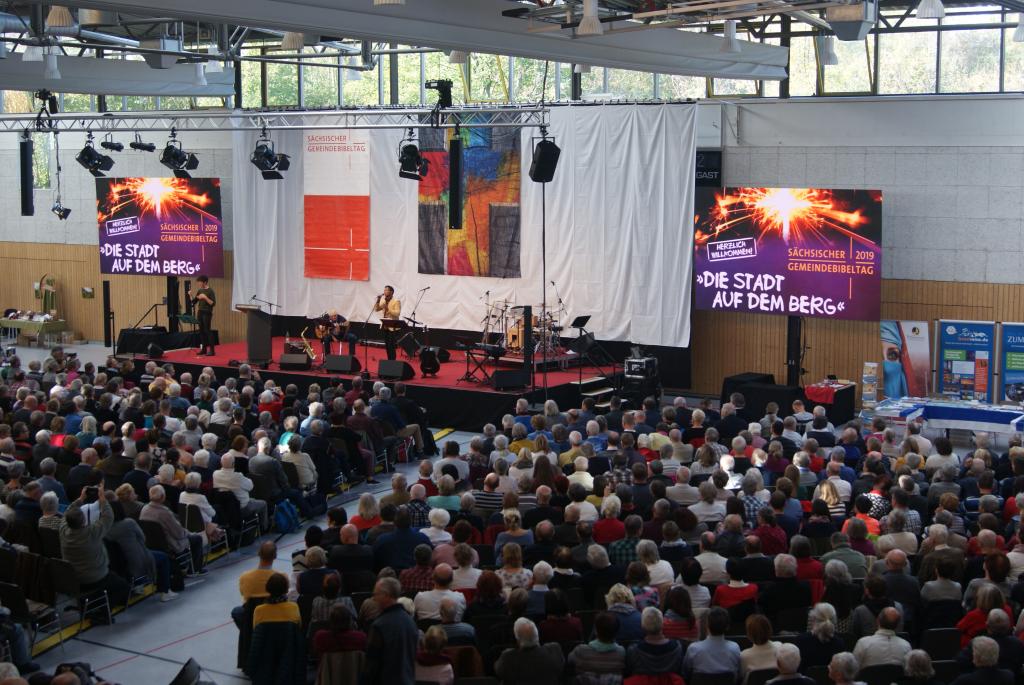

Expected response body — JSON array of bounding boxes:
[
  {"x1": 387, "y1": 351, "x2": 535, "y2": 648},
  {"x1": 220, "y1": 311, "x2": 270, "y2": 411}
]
[
  {"x1": 341, "y1": 57, "x2": 382, "y2": 106},
  {"x1": 711, "y1": 78, "x2": 758, "y2": 96},
  {"x1": 159, "y1": 96, "x2": 192, "y2": 111},
  {"x1": 3, "y1": 91, "x2": 35, "y2": 113},
  {"x1": 240, "y1": 48, "x2": 263, "y2": 108},
  {"x1": 266, "y1": 59, "x2": 299, "y2": 106},
  {"x1": 822, "y1": 38, "x2": 874, "y2": 94},
  {"x1": 580, "y1": 67, "x2": 606, "y2": 96},
  {"x1": 606, "y1": 69, "x2": 655, "y2": 99},
  {"x1": 126, "y1": 96, "x2": 156, "y2": 111},
  {"x1": 939, "y1": 10, "x2": 1001, "y2": 93},
  {"x1": 878, "y1": 17, "x2": 938, "y2": 93},
  {"x1": 788, "y1": 36, "x2": 818, "y2": 95},
  {"x1": 61, "y1": 93, "x2": 92, "y2": 112},
  {"x1": 302, "y1": 54, "x2": 340, "y2": 108},
  {"x1": 395, "y1": 51, "x2": 422, "y2": 105},
  {"x1": 32, "y1": 132, "x2": 51, "y2": 189},
  {"x1": 513, "y1": 58, "x2": 557, "y2": 102},
  {"x1": 1005, "y1": 24, "x2": 1024, "y2": 92},
  {"x1": 470, "y1": 53, "x2": 510, "y2": 103}
]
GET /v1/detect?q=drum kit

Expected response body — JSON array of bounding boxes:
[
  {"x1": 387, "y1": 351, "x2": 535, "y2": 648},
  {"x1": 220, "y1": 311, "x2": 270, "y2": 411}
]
[{"x1": 480, "y1": 297, "x2": 566, "y2": 357}]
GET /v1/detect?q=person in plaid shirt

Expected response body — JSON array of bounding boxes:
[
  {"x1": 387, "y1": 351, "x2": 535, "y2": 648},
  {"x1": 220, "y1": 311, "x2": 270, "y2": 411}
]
[
  {"x1": 399, "y1": 543, "x2": 436, "y2": 593},
  {"x1": 407, "y1": 483, "x2": 432, "y2": 529},
  {"x1": 608, "y1": 453, "x2": 633, "y2": 488},
  {"x1": 740, "y1": 472, "x2": 768, "y2": 527},
  {"x1": 608, "y1": 515, "x2": 644, "y2": 566}
]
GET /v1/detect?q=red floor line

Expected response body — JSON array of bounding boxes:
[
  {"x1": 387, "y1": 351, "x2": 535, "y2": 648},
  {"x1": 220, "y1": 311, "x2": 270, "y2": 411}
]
[
  {"x1": 145, "y1": 619, "x2": 235, "y2": 655},
  {"x1": 95, "y1": 653, "x2": 140, "y2": 672}
]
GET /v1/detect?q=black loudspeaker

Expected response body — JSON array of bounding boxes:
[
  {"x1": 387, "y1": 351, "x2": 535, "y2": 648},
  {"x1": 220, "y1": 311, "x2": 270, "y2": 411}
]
[
  {"x1": 279, "y1": 353, "x2": 312, "y2": 371},
  {"x1": 19, "y1": 136, "x2": 33, "y2": 216},
  {"x1": 399, "y1": 335, "x2": 422, "y2": 358},
  {"x1": 146, "y1": 343, "x2": 164, "y2": 359},
  {"x1": 492, "y1": 369, "x2": 530, "y2": 390},
  {"x1": 166, "y1": 276, "x2": 180, "y2": 334},
  {"x1": 522, "y1": 305, "x2": 533, "y2": 368},
  {"x1": 102, "y1": 280, "x2": 113, "y2": 348},
  {"x1": 324, "y1": 354, "x2": 361, "y2": 373},
  {"x1": 448, "y1": 137, "x2": 462, "y2": 230},
  {"x1": 422, "y1": 346, "x2": 450, "y2": 363},
  {"x1": 378, "y1": 359, "x2": 415, "y2": 381},
  {"x1": 529, "y1": 139, "x2": 561, "y2": 183}
]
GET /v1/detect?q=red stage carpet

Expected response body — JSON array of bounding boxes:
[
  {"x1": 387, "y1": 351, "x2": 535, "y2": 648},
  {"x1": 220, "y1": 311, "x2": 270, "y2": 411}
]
[{"x1": 159, "y1": 337, "x2": 604, "y2": 392}]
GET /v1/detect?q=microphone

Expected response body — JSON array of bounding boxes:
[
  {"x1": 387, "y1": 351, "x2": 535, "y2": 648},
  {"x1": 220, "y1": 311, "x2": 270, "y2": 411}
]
[
  {"x1": 251, "y1": 294, "x2": 256, "y2": 300},
  {"x1": 420, "y1": 286, "x2": 431, "y2": 292},
  {"x1": 550, "y1": 281, "x2": 555, "y2": 286}
]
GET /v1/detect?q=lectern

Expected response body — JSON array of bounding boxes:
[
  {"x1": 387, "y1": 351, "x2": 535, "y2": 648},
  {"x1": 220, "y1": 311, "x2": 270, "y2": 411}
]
[{"x1": 235, "y1": 304, "x2": 272, "y2": 365}]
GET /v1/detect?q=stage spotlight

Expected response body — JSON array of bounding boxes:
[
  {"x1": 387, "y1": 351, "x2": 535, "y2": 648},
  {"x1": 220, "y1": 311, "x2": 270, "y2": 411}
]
[
  {"x1": 160, "y1": 129, "x2": 199, "y2": 178},
  {"x1": 249, "y1": 130, "x2": 290, "y2": 180},
  {"x1": 129, "y1": 133, "x2": 156, "y2": 152},
  {"x1": 75, "y1": 132, "x2": 114, "y2": 177},
  {"x1": 51, "y1": 200, "x2": 70, "y2": 220},
  {"x1": 398, "y1": 129, "x2": 428, "y2": 180},
  {"x1": 425, "y1": 79, "x2": 453, "y2": 109},
  {"x1": 100, "y1": 133, "x2": 123, "y2": 152}
]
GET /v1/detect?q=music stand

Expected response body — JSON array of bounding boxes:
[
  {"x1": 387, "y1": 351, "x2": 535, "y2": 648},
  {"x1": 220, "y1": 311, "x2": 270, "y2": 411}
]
[{"x1": 569, "y1": 314, "x2": 614, "y2": 382}]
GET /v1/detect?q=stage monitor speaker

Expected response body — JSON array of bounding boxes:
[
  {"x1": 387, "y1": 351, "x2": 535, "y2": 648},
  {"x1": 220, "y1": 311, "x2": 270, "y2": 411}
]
[
  {"x1": 449, "y1": 137, "x2": 462, "y2": 230},
  {"x1": 279, "y1": 353, "x2": 312, "y2": 371},
  {"x1": 399, "y1": 335, "x2": 421, "y2": 358},
  {"x1": 492, "y1": 369, "x2": 530, "y2": 390},
  {"x1": 146, "y1": 343, "x2": 164, "y2": 359},
  {"x1": 422, "y1": 345, "x2": 450, "y2": 363},
  {"x1": 19, "y1": 136, "x2": 33, "y2": 216},
  {"x1": 529, "y1": 139, "x2": 561, "y2": 183},
  {"x1": 324, "y1": 354, "x2": 361, "y2": 373},
  {"x1": 378, "y1": 359, "x2": 415, "y2": 381}
]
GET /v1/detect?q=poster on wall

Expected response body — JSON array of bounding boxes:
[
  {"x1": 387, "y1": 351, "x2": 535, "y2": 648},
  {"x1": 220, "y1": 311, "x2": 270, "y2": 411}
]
[
  {"x1": 95, "y1": 177, "x2": 223, "y2": 277},
  {"x1": 417, "y1": 121, "x2": 521, "y2": 277},
  {"x1": 1000, "y1": 322, "x2": 1024, "y2": 403},
  {"x1": 693, "y1": 187, "x2": 883, "y2": 321},
  {"x1": 937, "y1": 320, "x2": 995, "y2": 402},
  {"x1": 303, "y1": 130, "x2": 370, "y2": 281},
  {"x1": 881, "y1": 320, "x2": 931, "y2": 399}
]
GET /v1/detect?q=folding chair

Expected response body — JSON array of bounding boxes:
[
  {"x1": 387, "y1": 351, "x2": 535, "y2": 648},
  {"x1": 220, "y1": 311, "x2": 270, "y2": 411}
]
[
  {"x1": 0, "y1": 581, "x2": 61, "y2": 648},
  {"x1": 139, "y1": 519, "x2": 194, "y2": 577},
  {"x1": 212, "y1": 490, "x2": 260, "y2": 549},
  {"x1": 182, "y1": 503, "x2": 228, "y2": 559},
  {"x1": 747, "y1": 669, "x2": 779, "y2": 685},
  {"x1": 47, "y1": 557, "x2": 113, "y2": 627},
  {"x1": 920, "y1": 627, "x2": 961, "y2": 661},
  {"x1": 281, "y1": 461, "x2": 302, "y2": 490}
]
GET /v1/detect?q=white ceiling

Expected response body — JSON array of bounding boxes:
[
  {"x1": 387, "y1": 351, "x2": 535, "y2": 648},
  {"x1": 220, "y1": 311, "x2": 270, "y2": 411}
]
[{"x1": 68, "y1": 0, "x2": 789, "y2": 80}]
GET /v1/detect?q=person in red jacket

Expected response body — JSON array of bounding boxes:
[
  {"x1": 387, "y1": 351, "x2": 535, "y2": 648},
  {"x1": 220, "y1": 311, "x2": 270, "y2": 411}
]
[
  {"x1": 713, "y1": 558, "x2": 759, "y2": 609},
  {"x1": 957, "y1": 584, "x2": 1013, "y2": 647},
  {"x1": 751, "y1": 508, "x2": 788, "y2": 555}
]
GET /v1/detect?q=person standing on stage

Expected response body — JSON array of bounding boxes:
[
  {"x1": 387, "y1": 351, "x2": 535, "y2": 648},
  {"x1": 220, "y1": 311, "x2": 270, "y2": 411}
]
[
  {"x1": 194, "y1": 274, "x2": 216, "y2": 357},
  {"x1": 321, "y1": 310, "x2": 359, "y2": 358},
  {"x1": 374, "y1": 285, "x2": 402, "y2": 361}
]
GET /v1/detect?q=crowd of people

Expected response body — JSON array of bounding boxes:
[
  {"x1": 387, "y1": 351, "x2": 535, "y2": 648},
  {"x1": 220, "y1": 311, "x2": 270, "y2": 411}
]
[{"x1": 2, "y1": 349, "x2": 1024, "y2": 685}]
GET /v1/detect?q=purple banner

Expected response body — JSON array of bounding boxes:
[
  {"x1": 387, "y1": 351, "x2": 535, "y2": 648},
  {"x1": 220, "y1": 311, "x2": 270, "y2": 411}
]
[
  {"x1": 96, "y1": 177, "x2": 224, "y2": 277},
  {"x1": 693, "y1": 187, "x2": 883, "y2": 321}
]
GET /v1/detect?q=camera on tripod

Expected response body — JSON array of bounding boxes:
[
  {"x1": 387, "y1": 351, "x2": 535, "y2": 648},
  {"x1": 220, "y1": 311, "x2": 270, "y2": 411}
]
[{"x1": 425, "y1": 79, "x2": 453, "y2": 108}]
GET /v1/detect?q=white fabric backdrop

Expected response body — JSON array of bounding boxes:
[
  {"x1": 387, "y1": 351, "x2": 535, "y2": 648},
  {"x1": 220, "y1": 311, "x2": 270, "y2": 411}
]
[{"x1": 231, "y1": 103, "x2": 695, "y2": 348}]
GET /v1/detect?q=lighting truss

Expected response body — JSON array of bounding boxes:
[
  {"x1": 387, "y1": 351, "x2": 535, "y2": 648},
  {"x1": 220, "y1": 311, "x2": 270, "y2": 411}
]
[{"x1": 0, "y1": 106, "x2": 549, "y2": 133}]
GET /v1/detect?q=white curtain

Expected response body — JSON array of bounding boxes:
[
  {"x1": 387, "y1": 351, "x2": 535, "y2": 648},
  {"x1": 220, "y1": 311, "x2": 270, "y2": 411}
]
[{"x1": 232, "y1": 103, "x2": 695, "y2": 348}]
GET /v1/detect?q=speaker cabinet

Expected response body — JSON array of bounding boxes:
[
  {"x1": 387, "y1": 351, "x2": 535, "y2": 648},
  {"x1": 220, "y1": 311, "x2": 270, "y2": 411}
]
[
  {"x1": 19, "y1": 137, "x2": 33, "y2": 216},
  {"x1": 378, "y1": 359, "x2": 415, "y2": 381},
  {"x1": 324, "y1": 354, "x2": 361, "y2": 373},
  {"x1": 492, "y1": 369, "x2": 530, "y2": 390},
  {"x1": 146, "y1": 343, "x2": 164, "y2": 359},
  {"x1": 529, "y1": 139, "x2": 561, "y2": 183},
  {"x1": 279, "y1": 353, "x2": 312, "y2": 371},
  {"x1": 449, "y1": 137, "x2": 462, "y2": 229}
]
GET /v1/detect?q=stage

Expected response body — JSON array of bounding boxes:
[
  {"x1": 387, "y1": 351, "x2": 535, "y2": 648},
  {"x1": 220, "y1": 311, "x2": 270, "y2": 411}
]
[{"x1": 138, "y1": 337, "x2": 617, "y2": 431}]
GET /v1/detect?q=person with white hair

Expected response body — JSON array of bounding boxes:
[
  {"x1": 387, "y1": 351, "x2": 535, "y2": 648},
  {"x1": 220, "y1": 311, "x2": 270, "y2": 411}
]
[
  {"x1": 282, "y1": 433, "x2": 318, "y2": 489},
  {"x1": 213, "y1": 453, "x2": 268, "y2": 531},
  {"x1": 178, "y1": 471, "x2": 224, "y2": 543},
  {"x1": 766, "y1": 643, "x2": 815, "y2": 685},
  {"x1": 828, "y1": 652, "x2": 862, "y2": 685},
  {"x1": 37, "y1": 491, "x2": 62, "y2": 531},
  {"x1": 559, "y1": 431, "x2": 584, "y2": 467},
  {"x1": 792, "y1": 603, "x2": 845, "y2": 669},
  {"x1": 423, "y1": 508, "x2": 453, "y2": 547},
  {"x1": 370, "y1": 386, "x2": 425, "y2": 457},
  {"x1": 495, "y1": 617, "x2": 564, "y2": 684},
  {"x1": 950, "y1": 636, "x2": 1012, "y2": 685},
  {"x1": 210, "y1": 397, "x2": 233, "y2": 426},
  {"x1": 525, "y1": 561, "x2": 553, "y2": 617},
  {"x1": 140, "y1": 485, "x2": 206, "y2": 575},
  {"x1": 625, "y1": 606, "x2": 684, "y2": 675},
  {"x1": 567, "y1": 455, "x2": 594, "y2": 491}
]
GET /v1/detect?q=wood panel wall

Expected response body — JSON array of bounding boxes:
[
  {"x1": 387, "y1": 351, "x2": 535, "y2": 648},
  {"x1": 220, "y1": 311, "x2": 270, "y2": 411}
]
[
  {"x1": 6, "y1": 241, "x2": 1024, "y2": 401},
  {"x1": 2, "y1": 243, "x2": 246, "y2": 346}
]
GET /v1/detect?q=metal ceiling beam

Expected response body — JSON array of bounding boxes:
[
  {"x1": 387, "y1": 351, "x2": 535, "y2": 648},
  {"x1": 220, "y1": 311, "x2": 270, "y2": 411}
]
[{"x1": 0, "y1": 106, "x2": 549, "y2": 132}]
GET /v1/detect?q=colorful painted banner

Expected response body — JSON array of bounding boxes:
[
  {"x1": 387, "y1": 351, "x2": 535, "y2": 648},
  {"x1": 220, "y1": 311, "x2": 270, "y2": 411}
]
[
  {"x1": 881, "y1": 320, "x2": 931, "y2": 399},
  {"x1": 938, "y1": 320, "x2": 996, "y2": 402},
  {"x1": 693, "y1": 187, "x2": 883, "y2": 321},
  {"x1": 95, "y1": 177, "x2": 223, "y2": 277},
  {"x1": 303, "y1": 130, "x2": 370, "y2": 280},
  {"x1": 1000, "y1": 323, "x2": 1024, "y2": 403}
]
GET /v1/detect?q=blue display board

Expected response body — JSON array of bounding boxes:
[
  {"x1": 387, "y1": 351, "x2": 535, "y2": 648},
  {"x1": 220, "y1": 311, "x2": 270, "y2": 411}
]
[
  {"x1": 937, "y1": 320, "x2": 996, "y2": 402},
  {"x1": 1001, "y1": 322, "x2": 1024, "y2": 403}
]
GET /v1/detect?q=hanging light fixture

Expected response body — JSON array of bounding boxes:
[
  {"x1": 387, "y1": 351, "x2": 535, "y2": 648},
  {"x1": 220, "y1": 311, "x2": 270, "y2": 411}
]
[
  {"x1": 346, "y1": 57, "x2": 362, "y2": 81},
  {"x1": 817, "y1": 35, "x2": 839, "y2": 65},
  {"x1": 720, "y1": 20, "x2": 742, "y2": 53},
  {"x1": 915, "y1": 0, "x2": 944, "y2": 20},
  {"x1": 1014, "y1": 14, "x2": 1024, "y2": 42},
  {"x1": 281, "y1": 31, "x2": 305, "y2": 52},
  {"x1": 193, "y1": 62, "x2": 207, "y2": 87},
  {"x1": 44, "y1": 48, "x2": 61, "y2": 80},
  {"x1": 574, "y1": 63, "x2": 592, "y2": 74},
  {"x1": 448, "y1": 50, "x2": 469, "y2": 64},
  {"x1": 577, "y1": 0, "x2": 603, "y2": 36},
  {"x1": 22, "y1": 45, "x2": 43, "y2": 62},
  {"x1": 45, "y1": 5, "x2": 74, "y2": 29}
]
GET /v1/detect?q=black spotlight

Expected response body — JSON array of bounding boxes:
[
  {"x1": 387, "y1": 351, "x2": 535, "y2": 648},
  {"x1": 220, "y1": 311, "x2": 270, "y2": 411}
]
[
  {"x1": 129, "y1": 133, "x2": 156, "y2": 153},
  {"x1": 398, "y1": 129, "x2": 428, "y2": 180},
  {"x1": 76, "y1": 132, "x2": 115, "y2": 177},
  {"x1": 100, "y1": 133, "x2": 123, "y2": 153},
  {"x1": 160, "y1": 129, "x2": 199, "y2": 179},
  {"x1": 249, "y1": 130, "x2": 290, "y2": 180},
  {"x1": 51, "y1": 200, "x2": 71, "y2": 220}
]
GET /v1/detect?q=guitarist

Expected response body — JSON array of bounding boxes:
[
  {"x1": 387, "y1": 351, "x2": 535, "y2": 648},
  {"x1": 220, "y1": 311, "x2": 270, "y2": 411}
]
[{"x1": 318, "y1": 309, "x2": 358, "y2": 358}]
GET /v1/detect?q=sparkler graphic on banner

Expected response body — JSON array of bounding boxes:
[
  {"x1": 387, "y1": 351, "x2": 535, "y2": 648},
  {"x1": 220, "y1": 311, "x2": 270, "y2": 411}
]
[
  {"x1": 695, "y1": 187, "x2": 875, "y2": 247},
  {"x1": 97, "y1": 177, "x2": 218, "y2": 223}
]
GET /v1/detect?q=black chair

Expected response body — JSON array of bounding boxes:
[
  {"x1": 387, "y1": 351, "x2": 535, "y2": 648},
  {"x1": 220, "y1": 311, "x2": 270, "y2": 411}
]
[
  {"x1": 920, "y1": 600, "x2": 964, "y2": 629},
  {"x1": 920, "y1": 627, "x2": 961, "y2": 661},
  {"x1": 473, "y1": 544, "x2": 496, "y2": 568},
  {"x1": 281, "y1": 461, "x2": 302, "y2": 490},
  {"x1": 931, "y1": 660, "x2": 958, "y2": 684},
  {"x1": 351, "y1": 591, "x2": 372, "y2": 612},
  {"x1": 805, "y1": 665, "x2": 830, "y2": 685},
  {"x1": 747, "y1": 669, "x2": 779, "y2": 685},
  {"x1": 689, "y1": 673, "x2": 739, "y2": 685},
  {"x1": 858, "y1": 664, "x2": 905, "y2": 685},
  {"x1": 0, "y1": 546, "x2": 17, "y2": 582},
  {"x1": 212, "y1": 490, "x2": 260, "y2": 549},
  {"x1": 48, "y1": 557, "x2": 113, "y2": 625},
  {"x1": 38, "y1": 527, "x2": 62, "y2": 559},
  {"x1": 773, "y1": 606, "x2": 810, "y2": 633},
  {"x1": 168, "y1": 657, "x2": 202, "y2": 685},
  {"x1": 565, "y1": 586, "x2": 587, "y2": 612},
  {"x1": 576, "y1": 609, "x2": 600, "y2": 641},
  {"x1": 0, "y1": 580, "x2": 60, "y2": 648},
  {"x1": 181, "y1": 503, "x2": 228, "y2": 559},
  {"x1": 139, "y1": 518, "x2": 193, "y2": 576},
  {"x1": 727, "y1": 635, "x2": 752, "y2": 650},
  {"x1": 297, "y1": 593, "x2": 316, "y2": 633}
]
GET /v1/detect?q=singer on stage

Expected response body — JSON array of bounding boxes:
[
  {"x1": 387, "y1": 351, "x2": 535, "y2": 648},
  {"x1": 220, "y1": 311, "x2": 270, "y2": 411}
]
[
  {"x1": 194, "y1": 274, "x2": 216, "y2": 356},
  {"x1": 374, "y1": 285, "x2": 401, "y2": 360}
]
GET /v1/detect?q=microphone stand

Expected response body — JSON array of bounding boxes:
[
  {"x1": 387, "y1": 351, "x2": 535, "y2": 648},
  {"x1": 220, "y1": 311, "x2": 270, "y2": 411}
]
[
  {"x1": 360, "y1": 295, "x2": 380, "y2": 379},
  {"x1": 251, "y1": 295, "x2": 279, "y2": 314}
]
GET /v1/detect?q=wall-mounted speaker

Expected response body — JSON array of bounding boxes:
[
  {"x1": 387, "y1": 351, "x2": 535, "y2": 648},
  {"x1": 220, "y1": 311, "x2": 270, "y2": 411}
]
[{"x1": 529, "y1": 139, "x2": 561, "y2": 183}]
